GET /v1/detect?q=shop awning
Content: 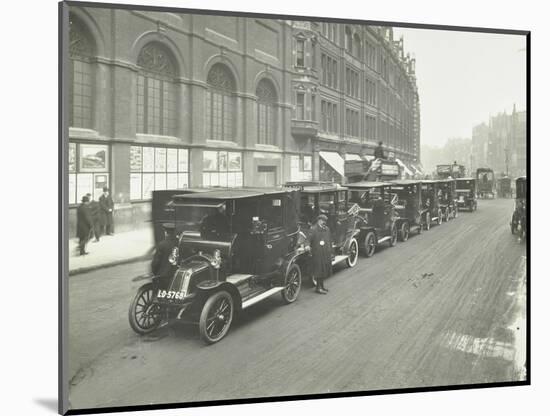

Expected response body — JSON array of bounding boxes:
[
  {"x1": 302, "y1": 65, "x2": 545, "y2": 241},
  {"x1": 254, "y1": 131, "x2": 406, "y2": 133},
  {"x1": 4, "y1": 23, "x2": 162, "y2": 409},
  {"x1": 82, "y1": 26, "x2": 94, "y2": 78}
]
[
  {"x1": 396, "y1": 158, "x2": 413, "y2": 176},
  {"x1": 345, "y1": 153, "x2": 362, "y2": 161},
  {"x1": 320, "y1": 151, "x2": 345, "y2": 177}
]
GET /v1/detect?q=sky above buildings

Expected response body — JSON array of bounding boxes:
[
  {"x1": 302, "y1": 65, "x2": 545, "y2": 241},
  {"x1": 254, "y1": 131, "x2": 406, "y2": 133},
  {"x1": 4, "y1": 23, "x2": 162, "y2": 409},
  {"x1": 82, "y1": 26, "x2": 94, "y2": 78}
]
[{"x1": 393, "y1": 27, "x2": 527, "y2": 147}]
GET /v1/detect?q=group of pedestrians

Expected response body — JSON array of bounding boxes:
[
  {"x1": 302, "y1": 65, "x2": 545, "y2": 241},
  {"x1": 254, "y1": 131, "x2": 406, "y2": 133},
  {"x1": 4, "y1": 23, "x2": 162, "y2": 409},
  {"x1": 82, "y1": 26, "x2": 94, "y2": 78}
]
[{"x1": 76, "y1": 187, "x2": 115, "y2": 256}]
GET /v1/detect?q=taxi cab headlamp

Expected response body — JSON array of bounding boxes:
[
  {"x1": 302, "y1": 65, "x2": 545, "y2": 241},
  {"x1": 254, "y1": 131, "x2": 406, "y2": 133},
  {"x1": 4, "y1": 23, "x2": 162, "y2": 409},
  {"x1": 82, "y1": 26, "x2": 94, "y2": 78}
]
[{"x1": 211, "y1": 249, "x2": 222, "y2": 269}]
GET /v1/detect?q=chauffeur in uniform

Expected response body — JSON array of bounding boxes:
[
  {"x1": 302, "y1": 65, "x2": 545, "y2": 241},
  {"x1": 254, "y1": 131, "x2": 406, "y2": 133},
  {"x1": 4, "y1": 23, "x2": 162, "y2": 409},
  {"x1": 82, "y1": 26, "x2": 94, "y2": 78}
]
[{"x1": 308, "y1": 214, "x2": 332, "y2": 294}]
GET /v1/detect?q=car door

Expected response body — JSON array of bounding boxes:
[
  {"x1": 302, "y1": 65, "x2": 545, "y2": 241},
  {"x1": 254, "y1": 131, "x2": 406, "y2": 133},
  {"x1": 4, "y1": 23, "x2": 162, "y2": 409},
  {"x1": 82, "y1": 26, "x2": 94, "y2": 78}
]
[{"x1": 258, "y1": 196, "x2": 288, "y2": 275}]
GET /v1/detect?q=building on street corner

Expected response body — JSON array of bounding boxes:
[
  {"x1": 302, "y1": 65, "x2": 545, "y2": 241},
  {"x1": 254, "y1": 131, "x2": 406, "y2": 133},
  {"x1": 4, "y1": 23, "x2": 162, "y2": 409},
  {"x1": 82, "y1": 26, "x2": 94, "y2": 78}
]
[{"x1": 66, "y1": 7, "x2": 421, "y2": 233}]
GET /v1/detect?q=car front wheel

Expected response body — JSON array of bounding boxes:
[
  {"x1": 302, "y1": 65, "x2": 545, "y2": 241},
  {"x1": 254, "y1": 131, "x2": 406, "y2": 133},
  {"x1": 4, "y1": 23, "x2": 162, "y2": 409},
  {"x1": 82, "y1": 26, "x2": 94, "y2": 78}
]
[
  {"x1": 199, "y1": 291, "x2": 234, "y2": 344},
  {"x1": 282, "y1": 263, "x2": 301, "y2": 303},
  {"x1": 128, "y1": 283, "x2": 163, "y2": 335},
  {"x1": 346, "y1": 238, "x2": 359, "y2": 267},
  {"x1": 363, "y1": 232, "x2": 376, "y2": 257},
  {"x1": 399, "y1": 222, "x2": 410, "y2": 242}
]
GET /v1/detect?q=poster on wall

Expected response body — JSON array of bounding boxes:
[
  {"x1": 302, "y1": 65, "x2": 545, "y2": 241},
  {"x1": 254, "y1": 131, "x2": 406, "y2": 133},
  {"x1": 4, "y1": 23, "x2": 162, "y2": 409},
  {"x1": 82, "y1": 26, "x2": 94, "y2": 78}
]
[
  {"x1": 203, "y1": 151, "x2": 218, "y2": 171},
  {"x1": 228, "y1": 152, "x2": 242, "y2": 171},
  {"x1": 167, "y1": 148, "x2": 178, "y2": 172},
  {"x1": 79, "y1": 144, "x2": 107, "y2": 172},
  {"x1": 69, "y1": 143, "x2": 76, "y2": 172},
  {"x1": 130, "y1": 146, "x2": 142, "y2": 172},
  {"x1": 142, "y1": 147, "x2": 155, "y2": 172}
]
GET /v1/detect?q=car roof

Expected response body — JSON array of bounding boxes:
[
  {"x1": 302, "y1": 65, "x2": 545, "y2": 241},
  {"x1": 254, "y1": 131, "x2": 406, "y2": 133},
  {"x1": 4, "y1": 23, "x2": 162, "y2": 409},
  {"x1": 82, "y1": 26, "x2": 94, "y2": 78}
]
[
  {"x1": 456, "y1": 177, "x2": 475, "y2": 181},
  {"x1": 390, "y1": 179, "x2": 422, "y2": 185},
  {"x1": 285, "y1": 181, "x2": 347, "y2": 193},
  {"x1": 516, "y1": 176, "x2": 527, "y2": 181},
  {"x1": 345, "y1": 181, "x2": 392, "y2": 188},
  {"x1": 174, "y1": 187, "x2": 290, "y2": 201}
]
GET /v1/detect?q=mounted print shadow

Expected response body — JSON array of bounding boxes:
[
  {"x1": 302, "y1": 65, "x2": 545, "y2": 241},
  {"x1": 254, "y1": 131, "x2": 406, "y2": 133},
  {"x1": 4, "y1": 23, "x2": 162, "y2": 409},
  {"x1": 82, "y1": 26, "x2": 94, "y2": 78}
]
[{"x1": 59, "y1": 1, "x2": 529, "y2": 414}]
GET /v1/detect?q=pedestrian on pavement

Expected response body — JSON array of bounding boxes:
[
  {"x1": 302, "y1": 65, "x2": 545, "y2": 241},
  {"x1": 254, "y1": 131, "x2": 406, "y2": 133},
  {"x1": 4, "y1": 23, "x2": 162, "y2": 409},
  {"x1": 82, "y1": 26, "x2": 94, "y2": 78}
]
[
  {"x1": 309, "y1": 214, "x2": 332, "y2": 294},
  {"x1": 76, "y1": 195, "x2": 93, "y2": 256},
  {"x1": 99, "y1": 187, "x2": 114, "y2": 236},
  {"x1": 374, "y1": 141, "x2": 385, "y2": 159},
  {"x1": 86, "y1": 193, "x2": 101, "y2": 242},
  {"x1": 151, "y1": 223, "x2": 179, "y2": 283}
]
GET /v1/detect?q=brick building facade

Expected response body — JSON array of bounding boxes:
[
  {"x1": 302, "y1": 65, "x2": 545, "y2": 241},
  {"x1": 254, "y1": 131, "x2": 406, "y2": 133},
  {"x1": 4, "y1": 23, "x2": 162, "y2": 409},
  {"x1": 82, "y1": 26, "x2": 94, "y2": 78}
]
[{"x1": 65, "y1": 6, "x2": 420, "y2": 232}]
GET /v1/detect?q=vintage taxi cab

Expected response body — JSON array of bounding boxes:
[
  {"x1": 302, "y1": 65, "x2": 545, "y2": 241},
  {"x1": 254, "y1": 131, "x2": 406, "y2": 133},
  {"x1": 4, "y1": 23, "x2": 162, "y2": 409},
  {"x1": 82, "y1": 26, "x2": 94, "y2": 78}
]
[
  {"x1": 511, "y1": 176, "x2": 527, "y2": 242},
  {"x1": 420, "y1": 180, "x2": 443, "y2": 229},
  {"x1": 346, "y1": 181, "x2": 398, "y2": 257},
  {"x1": 128, "y1": 188, "x2": 309, "y2": 344},
  {"x1": 284, "y1": 181, "x2": 360, "y2": 273},
  {"x1": 476, "y1": 168, "x2": 495, "y2": 199},
  {"x1": 455, "y1": 178, "x2": 477, "y2": 212},
  {"x1": 389, "y1": 179, "x2": 426, "y2": 240},
  {"x1": 435, "y1": 179, "x2": 458, "y2": 221}
]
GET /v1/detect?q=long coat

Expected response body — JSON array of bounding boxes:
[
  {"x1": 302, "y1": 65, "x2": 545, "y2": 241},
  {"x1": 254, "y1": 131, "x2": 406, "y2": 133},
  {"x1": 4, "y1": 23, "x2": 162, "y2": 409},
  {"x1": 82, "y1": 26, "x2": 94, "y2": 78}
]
[
  {"x1": 309, "y1": 223, "x2": 333, "y2": 280},
  {"x1": 76, "y1": 203, "x2": 92, "y2": 239},
  {"x1": 99, "y1": 194, "x2": 114, "y2": 225}
]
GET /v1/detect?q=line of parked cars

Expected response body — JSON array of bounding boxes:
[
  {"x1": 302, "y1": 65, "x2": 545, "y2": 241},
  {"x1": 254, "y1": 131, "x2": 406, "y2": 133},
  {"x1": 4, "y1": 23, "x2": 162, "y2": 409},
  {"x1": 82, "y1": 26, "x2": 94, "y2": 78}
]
[{"x1": 128, "y1": 172, "x2": 524, "y2": 345}]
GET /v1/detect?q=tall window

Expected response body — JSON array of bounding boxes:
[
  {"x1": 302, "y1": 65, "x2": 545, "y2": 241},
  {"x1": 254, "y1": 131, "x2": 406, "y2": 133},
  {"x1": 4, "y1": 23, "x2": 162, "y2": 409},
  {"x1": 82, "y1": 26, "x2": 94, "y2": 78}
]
[
  {"x1": 256, "y1": 79, "x2": 277, "y2": 145},
  {"x1": 321, "y1": 53, "x2": 338, "y2": 89},
  {"x1": 296, "y1": 93, "x2": 305, "y2": 120},
  {"x1": 69, "y1": 15, "x2": 95, "y2": 129},
  {"x1": 345, "y1": 27, "x2": 353, "y2": 54},
  {"x1": 136, "y1": 43, "x2": 177, "y2": 136},
  {"x1": 321, "y1": 100, "x2": 338, "y2": 133},
  {"x1": 365, "y1": 78, "x2": 376, "y2": 106},
  {"x1": 346, "y1": 108, "x2": 359, "y2": 137},
  {"x1": 346, "y1": 67, "x2": 359, "y2": 98},
  {"x1": 353, "y1": 34, "x2": 362, "y2": 59},
  {"x1": 205, "y1": 64, "x2": 236, "y2": 141},
  {"x1": 296, "y1": 39, "x2": 305, "y2": 67}
]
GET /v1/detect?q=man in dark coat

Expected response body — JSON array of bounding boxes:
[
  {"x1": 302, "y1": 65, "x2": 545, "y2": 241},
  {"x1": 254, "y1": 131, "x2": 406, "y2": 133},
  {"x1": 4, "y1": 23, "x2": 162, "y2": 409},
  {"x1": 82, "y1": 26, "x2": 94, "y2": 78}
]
[
  {"x1": 99, "y1": 187, "x2": 114, "y2": 236},
  {"x1": 76, "y1": 195, "x2": 93, "y2": 255},
  {"x1": 151, "y1": 223, "x2": 179, "y2": 283},
  {"x1": 308, "y1": 214, "x2": 332, "y2": 294},
  {"x1": 86, "y1": 193, "x2": 101, "y2": 242},
  {"x1": 374, "y1": 141, "x2": 385, "y2": 159}
]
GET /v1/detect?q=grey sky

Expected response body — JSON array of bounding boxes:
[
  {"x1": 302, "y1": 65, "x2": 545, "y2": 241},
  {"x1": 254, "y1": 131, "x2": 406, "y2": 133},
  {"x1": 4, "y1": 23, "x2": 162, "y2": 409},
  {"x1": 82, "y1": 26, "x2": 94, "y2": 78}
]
[{"x1": 393, "y1": 27, "x2": 527, "y2": 147}]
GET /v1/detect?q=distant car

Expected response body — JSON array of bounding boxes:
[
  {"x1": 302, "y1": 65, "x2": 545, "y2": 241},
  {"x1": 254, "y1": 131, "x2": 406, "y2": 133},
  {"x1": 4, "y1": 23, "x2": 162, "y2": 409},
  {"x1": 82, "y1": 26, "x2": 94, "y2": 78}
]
[
  {"x1": 510, "y1": 176, "x2": 527, "y2": 242},
  {"x1": 435, "y1": 179, "x2": 458, "y2": 221},
  {"x1": 346, "y1": 181, "x2": 398, "y2": 257},
  {"x1": 455, "y1": 178, "x2": 478, "y2": 212},
  {"x1": 284, "y1": 181, "x2": 360, "y2": 278},
  {"x1": 420, "y1": 180, "x2": 443, "y2": 229},
  {"x1": 497, "y1": 177, "x2": 512, "y2": 198},
  {"x1": 389, "y1": 180, "x2": 427, "y2": 240},
  {"x1": 129, "y1": 188, "x2": 309, "y2": 344},
  {"x1": 476, "y1": 168, "x2": 495, "y2": 199}
]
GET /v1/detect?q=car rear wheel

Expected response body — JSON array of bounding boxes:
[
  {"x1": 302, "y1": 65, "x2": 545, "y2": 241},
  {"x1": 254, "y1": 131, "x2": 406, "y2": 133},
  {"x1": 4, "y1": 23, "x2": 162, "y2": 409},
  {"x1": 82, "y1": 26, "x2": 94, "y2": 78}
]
[
  {"x1": 399, "y1": 222, "x2": 410, "y2": 242},
  {"x1": 199, "y1": 291, "x2": 234, "y2": 344},
  {"x1": 346, "y1": 238, "x2": 359, "y2": 267},
  {"x1": 129, "y1": 283, "x2": 163, "y2": 335},
  {"x1": 282, "y1": 263, "x2": 301, "y2": 304},
  {"x1": 390, "y1": 225, "x2": 398, "y2": 247},
  {"x1": 363, "y1": 232, "x2": 376, "y2": 257}
]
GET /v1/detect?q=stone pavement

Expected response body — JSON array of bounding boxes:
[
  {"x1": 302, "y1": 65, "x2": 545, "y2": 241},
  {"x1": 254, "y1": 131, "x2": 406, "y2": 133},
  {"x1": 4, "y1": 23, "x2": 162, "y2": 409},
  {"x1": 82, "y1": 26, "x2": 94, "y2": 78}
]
[{"x1": 68, "y1": 227, "x2": 155, "y2": 275}]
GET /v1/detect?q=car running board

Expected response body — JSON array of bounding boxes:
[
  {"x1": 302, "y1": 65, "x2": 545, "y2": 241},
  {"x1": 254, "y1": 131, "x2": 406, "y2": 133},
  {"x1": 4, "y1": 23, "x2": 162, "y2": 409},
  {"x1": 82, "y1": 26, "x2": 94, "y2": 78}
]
[
  {"x1": 377, "y1": 236, "x2": 391, "y2": 243},
  {"x1": 242, "y1": 287, "x2": 284, "y2": 309},
  {"x1": 332, "y1": 255, "x2": 348, "y2": 266}
]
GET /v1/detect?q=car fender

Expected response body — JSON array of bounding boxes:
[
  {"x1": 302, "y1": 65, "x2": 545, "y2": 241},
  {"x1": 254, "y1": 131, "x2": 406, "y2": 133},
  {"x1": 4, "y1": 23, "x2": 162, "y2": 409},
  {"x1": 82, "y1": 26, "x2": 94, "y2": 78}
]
[{"x1": 195, "y1": 281, "x2": 243, "y2": 311}]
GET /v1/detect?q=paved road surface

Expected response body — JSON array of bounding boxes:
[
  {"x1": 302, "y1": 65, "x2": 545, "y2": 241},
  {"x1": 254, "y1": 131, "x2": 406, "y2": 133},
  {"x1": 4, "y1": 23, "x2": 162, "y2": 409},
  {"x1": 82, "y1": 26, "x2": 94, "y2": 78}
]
[{"x1": 67, "y1": 198, "x2": 527, "y2": 410}]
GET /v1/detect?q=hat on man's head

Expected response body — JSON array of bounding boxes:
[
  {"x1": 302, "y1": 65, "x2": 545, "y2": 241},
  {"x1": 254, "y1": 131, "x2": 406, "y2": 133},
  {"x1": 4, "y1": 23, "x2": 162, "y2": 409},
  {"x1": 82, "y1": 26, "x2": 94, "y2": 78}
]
[
  {"x1": 103, "y1": 187, "x2": 109, "y2": 192},
  {"x1": 317, "y1": 214, "x2": 328, "y2": 222},
  {"x1": 81, "y1": 195, "x2": 90, "y2": 203}
]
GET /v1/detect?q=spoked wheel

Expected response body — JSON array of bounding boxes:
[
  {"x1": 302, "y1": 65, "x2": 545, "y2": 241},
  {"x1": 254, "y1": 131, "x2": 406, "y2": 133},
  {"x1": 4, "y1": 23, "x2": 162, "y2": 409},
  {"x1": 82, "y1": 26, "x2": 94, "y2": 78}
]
[
  {"x1": 424, "y1": 213, "x2": 431, "y2": 231},
  {"x1": 199, "y1": 291, "x2": 234, "y2": 344},
  {"x1": 399, "y1": 222, "x2": 410, "y2": 242},
  {"x1": 346, "y1": 238, "x2": 359, "y2": 267},
  {"x1": 389, "y1": 225, "x2": 398, "y2": 247},
  {"x1": 129, "y1": 283, "x2": 163, "y2": 335},
  {"x1": 282, "y1": 263, "x2": 302, "y2": 303},
  {"x1": 363, "y1": 231, "x2": 376, "y2": 257}
]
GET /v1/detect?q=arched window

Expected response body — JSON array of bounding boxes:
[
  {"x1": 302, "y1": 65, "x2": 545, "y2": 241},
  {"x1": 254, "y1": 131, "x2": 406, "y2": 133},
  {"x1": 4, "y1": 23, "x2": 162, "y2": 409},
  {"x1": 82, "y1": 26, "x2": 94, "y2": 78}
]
[
  {"x1": 256, "y1": 79, "x2": 277, "y2": 145},
  {"x1": 353, "y1": 34, "x2": 362, "y2": 59},
  {"x1": 206, "y1": 64, "x2": 236, "y2": 141},
  {"x1": 136, "y1": 42, "x2": 178, "y2": 136},
  {"x1": 69, "y1": 15, "x2": 95, "y2": 129},
  {"x1": 345, "y1": 27, "x2": 353, "y2": 54}
]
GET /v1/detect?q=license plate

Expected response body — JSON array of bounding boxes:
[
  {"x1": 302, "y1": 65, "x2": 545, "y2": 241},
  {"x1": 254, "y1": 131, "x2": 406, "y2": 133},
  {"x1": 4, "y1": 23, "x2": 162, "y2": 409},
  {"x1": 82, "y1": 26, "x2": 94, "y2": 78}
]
[{"x1": 157, "y1": 289, "x2": 185, "y2": 300}]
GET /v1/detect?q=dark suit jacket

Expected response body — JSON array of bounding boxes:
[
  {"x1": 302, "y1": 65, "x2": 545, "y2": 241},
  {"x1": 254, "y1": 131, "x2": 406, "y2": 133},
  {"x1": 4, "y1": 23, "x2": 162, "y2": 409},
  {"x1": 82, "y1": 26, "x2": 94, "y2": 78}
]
[
  {"x1": 76, "y1": 203, "x2": 93, "y2": 239},
  {"x1": 309, "y1": 223, "x2": 333, "y2": 280}
]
